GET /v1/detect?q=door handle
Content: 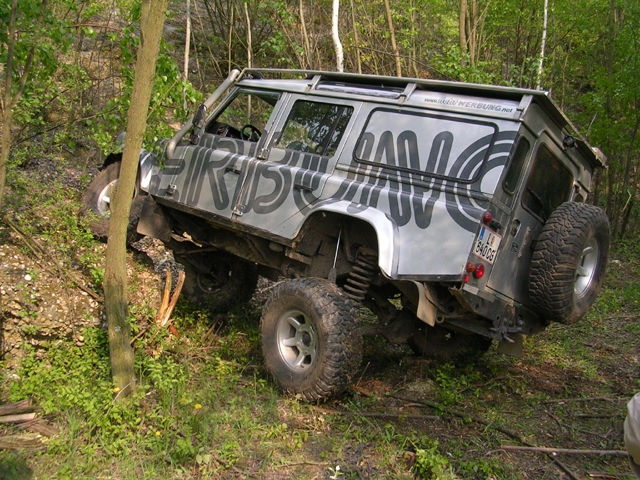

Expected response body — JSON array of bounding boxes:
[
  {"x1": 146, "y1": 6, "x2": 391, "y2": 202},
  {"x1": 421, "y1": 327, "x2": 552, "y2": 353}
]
[{"x1": 224, "y1": 166, "x2": 242, "y2": 174}]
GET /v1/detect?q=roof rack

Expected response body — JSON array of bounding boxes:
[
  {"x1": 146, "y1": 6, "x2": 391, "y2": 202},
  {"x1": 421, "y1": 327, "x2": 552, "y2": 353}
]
[{"x1": 238, "y1": 68, "x2": 604, "y2": 168}]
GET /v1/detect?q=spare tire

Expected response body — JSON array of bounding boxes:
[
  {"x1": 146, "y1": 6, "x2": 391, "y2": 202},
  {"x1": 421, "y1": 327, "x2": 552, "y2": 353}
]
[{"x1": 529, "y1": 202, "x2": 610, "y2": 324}]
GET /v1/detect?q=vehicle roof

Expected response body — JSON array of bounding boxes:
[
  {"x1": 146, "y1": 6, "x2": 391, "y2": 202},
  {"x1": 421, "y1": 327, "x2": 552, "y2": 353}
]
[{"x1": 237, "y1": 68, "x2": 605, "y2": 169}]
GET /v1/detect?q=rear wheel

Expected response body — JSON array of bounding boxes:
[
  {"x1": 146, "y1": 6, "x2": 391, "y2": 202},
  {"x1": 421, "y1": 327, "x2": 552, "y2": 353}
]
[
  {"x1": 408, "y1": 323, "x2": 492, "y2": 362},
  {"x1": 176, "y1": 252, "x2": 258, "y2": 312},
  {"x1": 261, "y1": 278, "x2": 362, "y2": 402}
]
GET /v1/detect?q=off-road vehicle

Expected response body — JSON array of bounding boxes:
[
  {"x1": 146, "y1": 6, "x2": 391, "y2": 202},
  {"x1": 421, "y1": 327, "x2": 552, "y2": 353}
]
[{"x1": 82, "y1": 68, "x2": 610, "y2": 402}]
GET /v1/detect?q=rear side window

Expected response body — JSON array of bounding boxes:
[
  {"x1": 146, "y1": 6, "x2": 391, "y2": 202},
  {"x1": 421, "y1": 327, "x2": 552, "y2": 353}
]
[
  {"x1": 277, "y1": 100, "x2": 353, "y2": 157},
  {"x1": 502, "y1": 137, "x2": 530, "y2": 194},
  {"x1": 522, "y1": 144, "x2": 573, "y2": 221},
  {"x1": 354, "y1": 109, "x2": 498, "y2": 182}
]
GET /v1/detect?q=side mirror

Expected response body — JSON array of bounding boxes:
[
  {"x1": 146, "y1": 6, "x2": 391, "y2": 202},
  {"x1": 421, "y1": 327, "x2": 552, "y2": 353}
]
[{"x1": 189, "y1": 103, "x2": 207, "y2": 144}]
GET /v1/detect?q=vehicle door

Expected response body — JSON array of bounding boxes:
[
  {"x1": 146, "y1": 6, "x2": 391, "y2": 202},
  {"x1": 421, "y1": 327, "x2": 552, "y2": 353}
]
[
  {"x1": 487, "y1": 132, "x2": 577, "y2": 303},
  {"x1": 155, "y1": 88, "x2": 283, "y2": 220},
  {"x1": 231, "y1": 95, "x2": 360, "y2": 236}
]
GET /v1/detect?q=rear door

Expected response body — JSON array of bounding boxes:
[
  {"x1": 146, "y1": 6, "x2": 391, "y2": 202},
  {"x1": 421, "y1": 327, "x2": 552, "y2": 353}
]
[{"x1": 487, "y1": 132, "x2": 576, "y2": 303}]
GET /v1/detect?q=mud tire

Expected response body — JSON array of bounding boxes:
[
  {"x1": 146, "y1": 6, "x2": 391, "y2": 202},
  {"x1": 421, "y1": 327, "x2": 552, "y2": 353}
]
[
  {"x1": 529, "y1": 202, "x2": 610, "y2": 324},
  {"x1": 261, "y1": 278, "x2": 363, "y2": 402},
  {"x1": 176, "y1": 252, "x2": 259, "y2": 313},
  {"x1": 408, "y1": 323, "x2": 492, "y2": 362},
  {"x1": 80, "y1": 161, "x2": 143, "y2": 244}
]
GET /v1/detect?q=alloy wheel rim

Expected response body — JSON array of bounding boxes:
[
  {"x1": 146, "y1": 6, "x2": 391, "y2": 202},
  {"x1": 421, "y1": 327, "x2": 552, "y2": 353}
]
[
  {"x1": 97, "y1": 180, "x2": 118, "y2": 216},
  {"x1": 276, "y1": 309, "x2": 318, "y2": 371},
  {"x1": 574, "y1": 237, "x2": 598, "y2": 297}
]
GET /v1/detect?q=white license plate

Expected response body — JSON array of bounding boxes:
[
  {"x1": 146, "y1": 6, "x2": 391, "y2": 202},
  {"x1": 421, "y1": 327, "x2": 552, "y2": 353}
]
[{"x1": 473, "y1": 226, "x2": 502, "y2": 265}]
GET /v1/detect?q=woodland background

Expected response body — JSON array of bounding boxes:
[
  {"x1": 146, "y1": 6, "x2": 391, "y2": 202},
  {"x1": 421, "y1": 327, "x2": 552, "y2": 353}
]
[
  {"x1": 1, "y1": 1, "x2": 640, "y2": 479},
  {"x1": 2, "y1": 0, "x2": 640, "y2": 236}
]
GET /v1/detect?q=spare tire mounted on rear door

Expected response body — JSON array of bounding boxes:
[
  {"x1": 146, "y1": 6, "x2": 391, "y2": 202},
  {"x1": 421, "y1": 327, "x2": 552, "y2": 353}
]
[{"x1": 529, "y1": 201, "x2": 610, "y2": 325}]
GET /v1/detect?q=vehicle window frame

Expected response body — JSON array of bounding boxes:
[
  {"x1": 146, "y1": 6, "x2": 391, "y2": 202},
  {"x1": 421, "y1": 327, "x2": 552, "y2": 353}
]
[
  {"x1": 352, "y1": 107, "x2": 500, "y2": 184},
  {"x1": 275, "y1": 99, "x2": 354, "y2": 157},
  {"x1": 502, "y1": 136, "x2": 531, "y2": 195},
  {"x1": 521, "y1": 143, "x2": 574, "y2": 223},
  {"x1": 204, "y1": 88, "x2": 281, "y2": 141}
]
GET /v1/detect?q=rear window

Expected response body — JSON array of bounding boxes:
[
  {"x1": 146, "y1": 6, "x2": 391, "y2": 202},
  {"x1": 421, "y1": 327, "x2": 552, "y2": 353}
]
[
  {"x1": 354, "y1": 109, "x2": 498, "y2": 182},
  {"x1": 522, "y1": 144, "x2": 573, "y2": 221}
]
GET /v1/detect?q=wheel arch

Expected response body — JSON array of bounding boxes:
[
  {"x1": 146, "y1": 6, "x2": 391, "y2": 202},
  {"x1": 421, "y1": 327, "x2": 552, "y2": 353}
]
[{"x1": 296, "y1": 201, "x2": 399, "y2": 278}]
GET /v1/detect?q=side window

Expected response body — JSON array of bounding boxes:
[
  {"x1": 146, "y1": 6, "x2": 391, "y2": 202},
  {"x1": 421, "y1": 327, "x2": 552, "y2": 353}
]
[
  {"x1": 276, "y1": 100, "x2": 353, "y2": 157},
  {"x1": 354, "y1": 109, "x2": 498, "y2": 182},
  {"x1": 206, "y1": 90, "x2": 280, "y2": 141},
  {"x1": 502, "y1": 136, "x2": 530, "y2": 194},
  {"x1": 522, "y1": 144, "x2": 573, "y2": 221}
]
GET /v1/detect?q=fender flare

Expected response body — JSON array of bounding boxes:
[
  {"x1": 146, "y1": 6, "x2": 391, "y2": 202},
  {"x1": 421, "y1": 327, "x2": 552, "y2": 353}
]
[{"x1": 303, "y1": 201, "x2": 399, "y2": 278}]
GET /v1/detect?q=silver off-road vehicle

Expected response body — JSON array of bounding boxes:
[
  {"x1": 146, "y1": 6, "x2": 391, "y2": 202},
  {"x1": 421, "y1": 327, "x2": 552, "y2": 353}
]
[{"x1": 83, "y1": 69, "x2": 610, "y2": 401}]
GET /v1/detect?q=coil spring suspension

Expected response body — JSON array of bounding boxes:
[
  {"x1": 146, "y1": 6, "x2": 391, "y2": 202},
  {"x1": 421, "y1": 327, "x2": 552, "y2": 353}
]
[{"x1": 343, "y1": 250, "x2": 378, "y2": 302}]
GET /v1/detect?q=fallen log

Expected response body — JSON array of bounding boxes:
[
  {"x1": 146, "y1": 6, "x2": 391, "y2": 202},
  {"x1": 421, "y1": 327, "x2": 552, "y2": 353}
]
[
  {"x1": 0, "y1": 413, "x2": 36, "y2": 424},
  {"x1": 501, "y1": 445, "x2": 629, "y2": 457},
  {"x1": 0, "y1": 399, "x2": 34, "y2": 416},
  {"x1": 0, "y1": 433, "x2": 44, "y2": 451}
]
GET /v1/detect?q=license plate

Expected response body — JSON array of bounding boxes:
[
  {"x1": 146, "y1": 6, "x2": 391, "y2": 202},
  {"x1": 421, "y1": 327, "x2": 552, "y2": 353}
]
[{"x1": 473, "y1": 226, "x2": 502, "y2": 265}]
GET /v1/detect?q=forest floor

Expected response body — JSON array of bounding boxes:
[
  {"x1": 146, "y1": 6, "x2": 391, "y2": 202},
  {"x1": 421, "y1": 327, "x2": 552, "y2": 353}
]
[{"x1": 0, "y1": 136, "x2": 638, "y2": 480}]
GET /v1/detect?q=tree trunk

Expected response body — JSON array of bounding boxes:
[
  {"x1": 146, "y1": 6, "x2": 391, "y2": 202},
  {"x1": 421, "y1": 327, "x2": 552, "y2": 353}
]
[
  {"x1": 383, "y1": 0, "x2": 401, "y2": 77},
  {"x1": 228, "y1": 6, "x2": 234, "y2": 73},
  {"x1": 183, "y1": 0, "x2": 191, "y2": 110},
  {"x1": 536, "y1": 0, "x2": 549, "y2": 90},
  {"x1": 300, "y1": 0, "x2": 313, "y2": 69},
  {"x1": 103, "y1": 0, "x2": 169, "y2": 398},
  {"x1": 459, "y1": 0, "x2": 468, "y2": 66},
  {"x1": 0, "y1": 0, "x2": 39, "y2": 210},
  {"x1": 332, "y1": 0, "x2": 344, "y2": 72},
  {"x1": 349, "y1": 0, "x2": 360, "y2": 74},
  {"x1": 244, "y1": 1, "x2": 252, "y2": 121}
]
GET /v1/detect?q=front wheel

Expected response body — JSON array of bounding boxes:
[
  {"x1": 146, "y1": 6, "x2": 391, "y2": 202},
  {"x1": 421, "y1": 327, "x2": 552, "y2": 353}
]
[
  {"x1": 261, "y1": 278, "x2": 362, "y2": 402},
  {"x1": 80, "y1": 161, "x2": 143, "y2": 244}
]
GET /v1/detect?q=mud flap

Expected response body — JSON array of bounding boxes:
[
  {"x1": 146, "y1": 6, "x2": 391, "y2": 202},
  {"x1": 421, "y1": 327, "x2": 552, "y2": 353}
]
[
  {"x1": 137, "y1": 196, "x2": 172, "y2": 242},
  {"x1": 414, "y1": 281, "x2": 438, "y2": 326},
  {"x1": 497, "y1": 332, "x2": 524, "y2": 358}
]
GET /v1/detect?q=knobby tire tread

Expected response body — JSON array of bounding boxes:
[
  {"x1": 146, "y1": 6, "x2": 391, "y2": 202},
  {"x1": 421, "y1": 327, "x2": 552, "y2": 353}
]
[
  {"x1": 261, "y1": 278, "x2": 362, "y2": 402},
  {"x1": 529, "y1": 202, "x2": 609, "y2": 324}
]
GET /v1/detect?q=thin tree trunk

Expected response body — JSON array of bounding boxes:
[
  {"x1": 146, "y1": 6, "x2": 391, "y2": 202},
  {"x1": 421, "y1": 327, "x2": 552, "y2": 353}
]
[
  {"x1": 383, "y1": 0, "x2": 401, "y2": 77},
  {"x1": 459, "y1": 0, "x2": 468, "y2": 66},
  {"x1": 332, "y1": 0, "x2": 344, "y2": 72},
  {"x1": 0, "y1": 0, "x2": 40, "y2": 210},
  {"x1": 604, "y1": 0, "x2": 616, "y2": 223},
  {"x1": 244, "y1": 1, "x2": 252, "y2": 121},
  {"x1": 349, "y1": 0, "x2": 361, "y2": 74},
  {"x1": 300, "y1": 0, "x2": 312, "y2": 69},
  {"x1": 193, "y1": 0, "x2": 223, "y2": 79},
  {"x1": 104, "y1": 0, "x2": 169, "y2": 398},
  {"x1": 183, "y1": 0, "x2": 191, "y2": 110},
  {"x1": 468, "y1": 0, "x2": 477, "y2": 66},
  {"x1": 536, "y1": 0, "x2": 549, "y2": 90},
  {"x1": 228, "y1": 6, "x2": 234, "y2": 72},
  {"x1": 0, "y1": 0, "x2": 17, "y2": 211},
  {"x1": 410, "y1": 0, "x2": 419, "y2": 77}
]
